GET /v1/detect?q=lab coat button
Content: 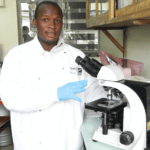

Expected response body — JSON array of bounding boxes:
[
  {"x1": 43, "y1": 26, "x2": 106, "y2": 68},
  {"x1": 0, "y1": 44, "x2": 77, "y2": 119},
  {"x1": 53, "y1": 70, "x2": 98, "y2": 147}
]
[{"x1": 64, "y1": 52, "x2": 66, "y2": 54}]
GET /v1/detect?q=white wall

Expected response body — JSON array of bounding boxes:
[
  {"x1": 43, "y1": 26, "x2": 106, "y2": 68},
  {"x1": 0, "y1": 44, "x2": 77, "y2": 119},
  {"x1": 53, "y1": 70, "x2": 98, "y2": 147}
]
[
  {"x1": 0, "y1": 0, "x2": 19, "y2": 60},
  {"x1": 100, "y1": 25, "x2": 150, "y2": 79}
]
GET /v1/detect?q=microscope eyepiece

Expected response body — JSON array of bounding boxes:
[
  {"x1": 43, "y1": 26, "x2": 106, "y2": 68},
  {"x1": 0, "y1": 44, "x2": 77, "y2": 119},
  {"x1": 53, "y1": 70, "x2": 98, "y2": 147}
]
[
  {"x1": 75, "y1": 55, "x2": 103, "y2": 77},
  {"x1": 83, "y1": 56, "x2": 90, "y2": 62},
  {"x1": 75, "y1": 56, "x2": 83, "y2": 65},
  {"x1": 91, "y1": 59, "x2": 103, "y2": 69}
]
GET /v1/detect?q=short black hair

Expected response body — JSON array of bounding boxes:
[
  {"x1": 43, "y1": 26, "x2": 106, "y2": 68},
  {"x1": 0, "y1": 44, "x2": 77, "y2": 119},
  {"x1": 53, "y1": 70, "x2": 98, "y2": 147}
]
[
  {"x1": 34, "y1": 1, "x2": 63, "y2": 19},
  {"x1": 23, "y1": 26, "x2": 29, "y2": 31}
]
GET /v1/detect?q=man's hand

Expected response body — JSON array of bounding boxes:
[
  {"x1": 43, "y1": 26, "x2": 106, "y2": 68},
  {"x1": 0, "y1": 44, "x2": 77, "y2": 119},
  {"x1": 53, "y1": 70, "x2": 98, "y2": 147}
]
[{"x1": 57, "y1": 80, "x2": 88, "y2": 102}]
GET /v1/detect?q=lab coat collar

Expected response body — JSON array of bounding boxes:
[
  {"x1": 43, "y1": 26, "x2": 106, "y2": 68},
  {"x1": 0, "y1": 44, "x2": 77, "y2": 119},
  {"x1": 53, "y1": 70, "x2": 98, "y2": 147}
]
[
  {"x1": 32, "y1": 35, "x2": 64, "y2": 55},
  {"x1": 56, "y1": 36, "x2": 64, "y2": 48}
]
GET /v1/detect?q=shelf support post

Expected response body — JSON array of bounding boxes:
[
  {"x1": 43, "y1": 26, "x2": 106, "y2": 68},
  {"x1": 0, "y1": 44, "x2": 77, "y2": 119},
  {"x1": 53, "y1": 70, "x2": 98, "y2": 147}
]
[
  {"x1": 86, "y1": 0, "x2": 89, "y2": 20},
  {"x1": 133, "y1": 0, "x2": 138, "y2": 4},
  {"x1": 109, "y1": 0, "x2": 115, "y2": 20},
  {"x1": 123, "y1": 28, "x2": 127, "y2": 59},
  {"x1": 96, "y1": 0, "x2": 98, "y2": 16}
]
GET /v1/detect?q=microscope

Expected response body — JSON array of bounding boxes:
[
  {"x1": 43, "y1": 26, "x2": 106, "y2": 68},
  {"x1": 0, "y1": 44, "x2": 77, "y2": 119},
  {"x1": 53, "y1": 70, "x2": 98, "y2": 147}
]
[{"x1": 76, "y1": 56, "x2": 146, "y2": 150}]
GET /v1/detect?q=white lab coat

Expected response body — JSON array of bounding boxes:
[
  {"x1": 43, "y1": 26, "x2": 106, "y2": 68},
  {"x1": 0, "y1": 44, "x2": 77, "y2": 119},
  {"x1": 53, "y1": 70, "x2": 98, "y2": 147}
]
[{"x1": 0, "y1": 35, "x2": 106, "y2": 150}]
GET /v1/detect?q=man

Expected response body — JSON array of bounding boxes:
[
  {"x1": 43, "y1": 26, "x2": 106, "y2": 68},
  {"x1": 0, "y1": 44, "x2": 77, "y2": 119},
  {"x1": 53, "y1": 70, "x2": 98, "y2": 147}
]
[
  {"x1": 23, "y1": 26, "x2": 33, "y2": 43},
  {"x1": 0, "y1": 1, "x2": 106, "y2": 150}
]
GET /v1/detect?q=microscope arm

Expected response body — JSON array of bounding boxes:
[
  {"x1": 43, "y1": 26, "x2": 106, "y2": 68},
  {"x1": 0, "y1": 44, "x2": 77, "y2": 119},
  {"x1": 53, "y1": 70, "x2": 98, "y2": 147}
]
[{"x1": 98, "y1": 80, "x2": 146, "y2": 150}]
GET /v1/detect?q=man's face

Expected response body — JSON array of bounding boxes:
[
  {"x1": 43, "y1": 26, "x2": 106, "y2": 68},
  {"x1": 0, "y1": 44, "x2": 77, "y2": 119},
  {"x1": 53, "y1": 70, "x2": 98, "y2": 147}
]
[{"x1": 32, "y1": 4, "x2": 63, "y2": 45}]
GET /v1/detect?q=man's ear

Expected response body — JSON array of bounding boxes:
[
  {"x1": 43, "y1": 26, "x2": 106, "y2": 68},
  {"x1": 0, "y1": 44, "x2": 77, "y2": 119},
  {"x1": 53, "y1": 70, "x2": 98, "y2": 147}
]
[{"x1": 32, "y1": 19, "x2": 37, "y2": 28}]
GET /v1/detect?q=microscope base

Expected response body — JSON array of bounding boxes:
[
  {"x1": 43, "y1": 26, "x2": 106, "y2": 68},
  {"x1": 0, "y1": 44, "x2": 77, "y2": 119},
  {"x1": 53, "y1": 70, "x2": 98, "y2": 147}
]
[{"x1": 93, "y1": 127, "x2": 127, "y2": 149}]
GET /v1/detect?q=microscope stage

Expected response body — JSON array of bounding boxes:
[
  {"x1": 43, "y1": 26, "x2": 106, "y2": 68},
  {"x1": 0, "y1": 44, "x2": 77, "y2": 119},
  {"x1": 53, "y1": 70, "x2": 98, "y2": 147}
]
[{"x1": 85, "y1": 98, "x2": 127, "y2": 113}]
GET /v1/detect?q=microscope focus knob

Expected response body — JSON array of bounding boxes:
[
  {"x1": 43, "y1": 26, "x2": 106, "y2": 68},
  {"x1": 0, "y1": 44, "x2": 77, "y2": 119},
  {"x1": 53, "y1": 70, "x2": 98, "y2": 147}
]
[{"x1": 120, "y1": 131, "x2": 134, "y2": 145}]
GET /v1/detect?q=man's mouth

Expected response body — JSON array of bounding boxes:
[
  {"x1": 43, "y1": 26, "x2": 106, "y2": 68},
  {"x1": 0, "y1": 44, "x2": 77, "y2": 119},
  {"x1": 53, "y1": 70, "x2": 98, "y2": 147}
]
[{"x1": 46, "y1": 31, "x2": 56, "y2": 36}]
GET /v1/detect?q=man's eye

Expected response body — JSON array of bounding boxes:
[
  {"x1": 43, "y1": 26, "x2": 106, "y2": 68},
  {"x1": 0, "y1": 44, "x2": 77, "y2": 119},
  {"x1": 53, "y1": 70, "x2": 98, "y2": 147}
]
[
  {"x1": 43, "y1": 19, "x2": 48, "y2": 22},
  {"x1": 55, "y1": 20, "x2": 61, "y2": 23}
]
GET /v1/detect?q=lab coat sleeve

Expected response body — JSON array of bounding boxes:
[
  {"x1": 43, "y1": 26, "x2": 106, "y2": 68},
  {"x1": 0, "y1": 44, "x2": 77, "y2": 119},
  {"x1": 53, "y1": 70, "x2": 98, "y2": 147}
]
[
  {"x1": 84, "y1": 73, "x2": 107, "y2": 117},
  {"x1": 0, "y1": 49, "x2": 59, "y2": 113},
  {"x1": 85, "y1": 73, "x2": 107, "y2": 103}
]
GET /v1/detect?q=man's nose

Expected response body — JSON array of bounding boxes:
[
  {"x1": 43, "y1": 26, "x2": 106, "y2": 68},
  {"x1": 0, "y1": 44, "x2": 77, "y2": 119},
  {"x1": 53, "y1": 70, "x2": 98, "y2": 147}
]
[{"x1": 48, "y1": 20, "x2": 55, "y2": 29}]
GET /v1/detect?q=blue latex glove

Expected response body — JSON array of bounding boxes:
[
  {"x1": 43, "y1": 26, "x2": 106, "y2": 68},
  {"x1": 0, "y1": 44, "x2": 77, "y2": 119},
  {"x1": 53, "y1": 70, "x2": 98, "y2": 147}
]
[{"x1": 57, "y1": 80, "x2": 88, "y2": 102}]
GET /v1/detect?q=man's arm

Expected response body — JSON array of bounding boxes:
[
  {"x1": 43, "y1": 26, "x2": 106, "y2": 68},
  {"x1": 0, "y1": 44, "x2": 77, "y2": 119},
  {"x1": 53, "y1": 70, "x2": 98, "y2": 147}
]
[{"x1": 0, "y1": 50, "x2": 59, "y2": 113}]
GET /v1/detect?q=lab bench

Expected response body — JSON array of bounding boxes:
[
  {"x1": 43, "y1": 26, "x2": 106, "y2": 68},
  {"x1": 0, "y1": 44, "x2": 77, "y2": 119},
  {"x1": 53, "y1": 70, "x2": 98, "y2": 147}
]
[{"x1": 81, "y1": 117, "x2": 122, "y2": 150}]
